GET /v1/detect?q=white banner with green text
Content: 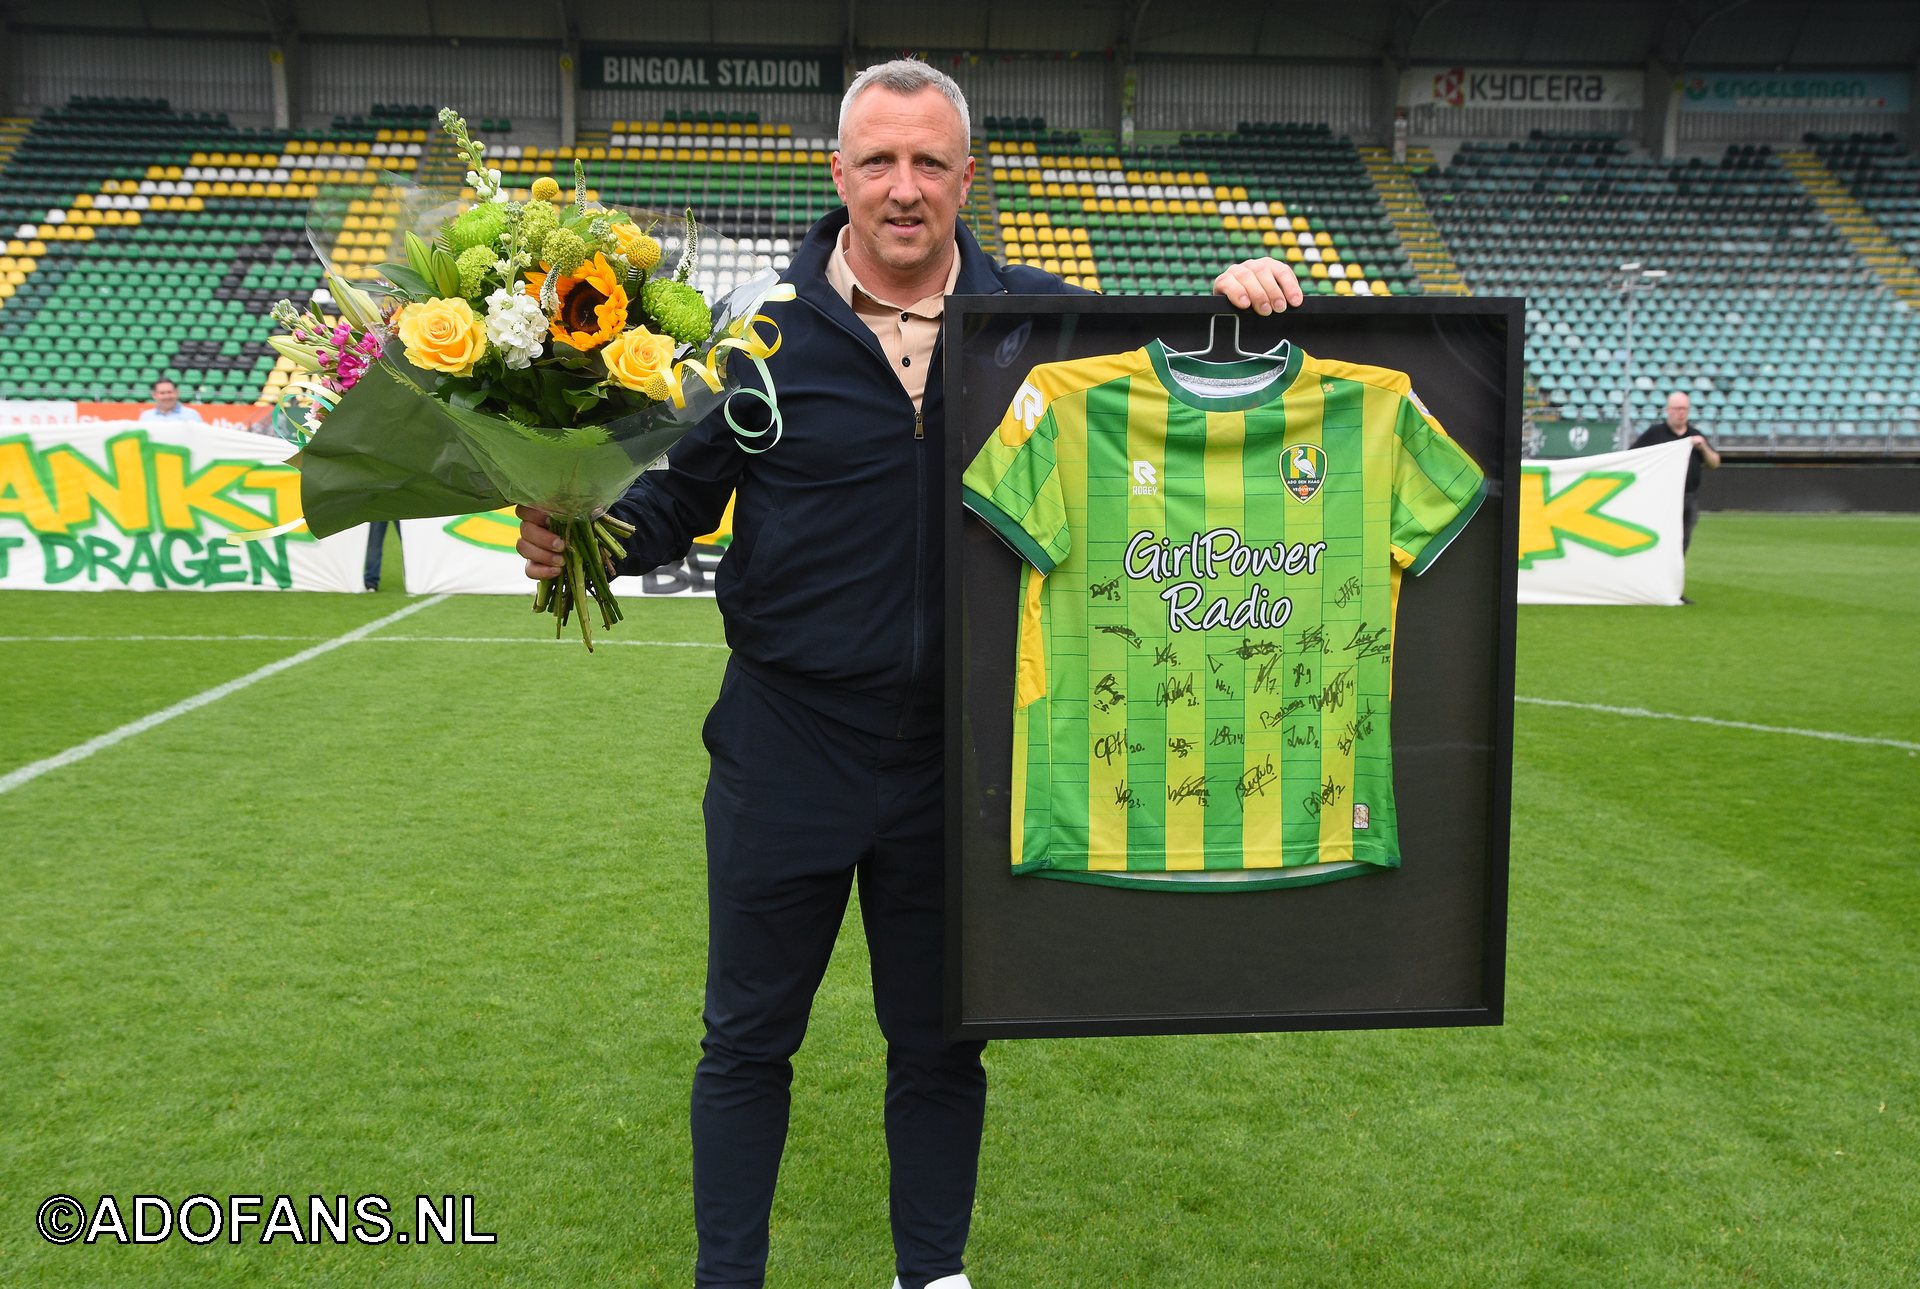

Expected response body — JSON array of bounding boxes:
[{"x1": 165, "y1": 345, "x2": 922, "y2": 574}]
[
  {"x1": 1516, "y1": 439, "x2": 1690, "y2": 606},
  {"x1": 0, "y1": 421, "x2": 368, "y2": 592},
  {"x1": 399, "y1": 508, "x2": 723, "y2": 598}
]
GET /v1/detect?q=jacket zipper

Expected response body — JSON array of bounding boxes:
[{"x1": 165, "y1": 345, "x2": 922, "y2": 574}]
[
  {"x1": 795, "y1": 278, "x2": 1008, "y2": 738},
  {"x1": 902, "y1": 416, "x2": 927, "y2": 739}
]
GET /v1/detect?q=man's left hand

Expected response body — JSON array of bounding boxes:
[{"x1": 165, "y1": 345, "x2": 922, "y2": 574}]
[{"x1": 1212, "y1": 257, "x2": 1305, "y2": 315}]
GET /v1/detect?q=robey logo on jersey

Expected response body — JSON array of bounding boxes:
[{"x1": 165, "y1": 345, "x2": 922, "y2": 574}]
[
  {"x1": 1131, "y1": 460, "x2": 1158, "y2": 495},
  {"x1": 1011, "y1": 382, "x2": 1045, "y2": 432}
]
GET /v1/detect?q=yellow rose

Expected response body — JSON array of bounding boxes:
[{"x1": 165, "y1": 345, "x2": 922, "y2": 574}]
[
  {"x1": 603, "y1": 325, "x2": 680, "y2": 400},
  {"x1": 608, "y1": 221, "x2": 661, "y2": 273},
  {"x1": 397, "y1": 298, "x2": 488, "y2": 376}
]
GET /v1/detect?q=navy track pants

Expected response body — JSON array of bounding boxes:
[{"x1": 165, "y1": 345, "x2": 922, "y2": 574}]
[{"x1": 691, "y1": 663, "x2": 984, "y2": 1289}]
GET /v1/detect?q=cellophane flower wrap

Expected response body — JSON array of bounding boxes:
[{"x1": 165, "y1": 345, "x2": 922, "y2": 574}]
[{"x1": 262, "y1": 109, "x2": 789, "y2": 647}]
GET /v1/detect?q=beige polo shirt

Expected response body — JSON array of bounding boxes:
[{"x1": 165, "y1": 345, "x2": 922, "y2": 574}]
[{"x1": 825, "y1": 224, "x2": 961, "y2": 411}]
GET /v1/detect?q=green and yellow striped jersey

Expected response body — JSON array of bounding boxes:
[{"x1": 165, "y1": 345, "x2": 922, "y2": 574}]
[{"x1": 961, "y1": 340, "x2": 1487, "y2": 890}]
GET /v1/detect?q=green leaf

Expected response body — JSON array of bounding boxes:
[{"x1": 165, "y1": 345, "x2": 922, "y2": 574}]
[
  {"x1": 561, "y1": 385, "x2": 607, "y2": 413},
  {"x1": 448, "y1": 383, "x2": 492, "y2": 411},
  {"x1": 537, "y1": 381, "x2": 573, "y2": 427},
  {"x1": 404, "y1": 230, "x2": 436, "y2": 286},
  {"x1": 377, "y1": 263, "x2": 433, "y2": 297},
  {"x1": 429, "y1": 247, "x2": 463, "y2": 298}
]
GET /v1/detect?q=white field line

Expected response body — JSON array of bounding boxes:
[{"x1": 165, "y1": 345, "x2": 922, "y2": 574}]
[
  {"x1": 1516, "y1": 696, "x2": 1919, "y2": 753},
  {"x1": 0, "y1": 595, "x2": 450, "y2": 798},
  {"x1": 10, "y1": 630, "x2": 1908, "y2": 755}
]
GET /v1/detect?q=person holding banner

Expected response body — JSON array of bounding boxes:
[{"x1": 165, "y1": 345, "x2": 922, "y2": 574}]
[
  {"x1": 517, "y1": 58, "x2": 1301, "y2": 1289},
  {"x1": 1632, "y1": 391, "x2": 1720, "y2": 552},
  {"x1": 137, "y1": 379, "x2": 203, "y2": 425}
]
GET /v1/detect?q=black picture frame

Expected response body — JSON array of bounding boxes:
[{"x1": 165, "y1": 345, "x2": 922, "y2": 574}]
[{"x1": 941, "y1": 295, "x2": 1522, "y2": 1040}]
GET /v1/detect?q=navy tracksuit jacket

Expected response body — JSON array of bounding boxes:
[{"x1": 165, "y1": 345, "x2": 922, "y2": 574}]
[{"x1": 607, "y1": 208, "x2": 1080, "y2": 1289}]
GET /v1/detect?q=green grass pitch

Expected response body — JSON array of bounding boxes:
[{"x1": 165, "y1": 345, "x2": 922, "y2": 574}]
[{"x1": 1, "y1": 512, "x2": 1915, "y2": 1287}]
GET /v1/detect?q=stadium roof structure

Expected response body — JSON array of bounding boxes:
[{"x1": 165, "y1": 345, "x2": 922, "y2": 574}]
[{"x1": 3, "y1": 0, "x2": 1919, "y2": 68}]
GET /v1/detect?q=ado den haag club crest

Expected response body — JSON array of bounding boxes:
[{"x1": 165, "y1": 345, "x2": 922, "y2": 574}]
[{"x1": 1282, "y1": 444, "x2": 1327, "y2": 502}]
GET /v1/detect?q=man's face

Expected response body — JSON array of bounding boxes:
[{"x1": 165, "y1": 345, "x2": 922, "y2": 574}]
[
  {"x1": 831, "y1": 86, "x2": 974, "y2": 286},
  {"x1": 153, "y1": 382, "x2": 179, "y2": 411},
  {"x1": 1665, "y1": 394, "x2": 1690, "y2": 431}
]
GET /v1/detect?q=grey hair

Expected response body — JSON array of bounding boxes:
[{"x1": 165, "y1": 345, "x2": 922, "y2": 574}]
[{"x1": 838, "y1": 58, "x2": 971, "y2": 146}]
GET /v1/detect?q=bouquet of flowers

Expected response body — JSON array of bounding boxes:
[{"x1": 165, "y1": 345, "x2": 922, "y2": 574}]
[{"x1": 258, "y1": 109, "x2": 789, "y2": 648}]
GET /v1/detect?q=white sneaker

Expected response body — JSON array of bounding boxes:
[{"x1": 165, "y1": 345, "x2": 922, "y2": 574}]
[{"x1": 889, "y1": 1277, "x2": 972, "y2": 1289}]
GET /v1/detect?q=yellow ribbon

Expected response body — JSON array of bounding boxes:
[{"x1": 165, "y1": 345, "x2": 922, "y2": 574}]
[
  {"x1": 653, "y1": 282, "x2": 797, "y2": 414},
  {"x1": 645, "y1": 297, "x2": 792, "y2": 453}
]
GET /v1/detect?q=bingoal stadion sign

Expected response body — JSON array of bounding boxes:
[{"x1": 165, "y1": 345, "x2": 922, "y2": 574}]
[{"x1": 579, "y1": 47, "x2": 841, "y2": 94}]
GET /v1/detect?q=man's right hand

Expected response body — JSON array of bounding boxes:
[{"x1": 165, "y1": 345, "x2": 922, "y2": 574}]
[{"x1": 516, "y1": 505, "x2": 565, "y2": 580}]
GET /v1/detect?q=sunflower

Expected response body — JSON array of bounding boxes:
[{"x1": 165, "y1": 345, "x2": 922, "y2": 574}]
[{"x1": 525, "y1": 253, "x2": 629, "y2": 350}]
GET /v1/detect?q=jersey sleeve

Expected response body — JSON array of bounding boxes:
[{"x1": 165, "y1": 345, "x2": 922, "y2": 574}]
[
  {"x1": 1389, "y1": 391, "x2": 1488, "y2": 575},
  {"x1": 961, "y1": 379, "x2": 1071, "y2": 574}
]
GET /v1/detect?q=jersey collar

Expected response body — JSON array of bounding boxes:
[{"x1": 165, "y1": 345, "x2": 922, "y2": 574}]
[{"x1": 1147, "y1": 338, "x2": 1302, "y2": 412}]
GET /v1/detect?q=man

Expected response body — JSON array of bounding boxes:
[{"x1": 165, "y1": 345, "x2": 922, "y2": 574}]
[
  {"x1": 517, "y1": 60, "x2": 1300, "y2": 1289},
  {"x1": 137, "y1": 379, "x2": 203, "y2": 424},
  {"x1": 1632, "y1": 390, "x2": 1720, "y2": 552}
]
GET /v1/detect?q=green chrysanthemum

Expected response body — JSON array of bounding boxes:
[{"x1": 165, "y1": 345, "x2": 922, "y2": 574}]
[
  {"x1": 456, "y1": 244, "x2": 495, "y2": 297},
  {"x1": 518, "y1": 199, "x2": 559, "y2": 252},
  {"x1": 640, "y1": 277, "x2": 712, "y2": 347},
  {"x1": 542, "y1": 228, "x2": 587, "y2": 275},
  {"x1": 445, "y1": 203, "x2": 507, "y2": 255}
]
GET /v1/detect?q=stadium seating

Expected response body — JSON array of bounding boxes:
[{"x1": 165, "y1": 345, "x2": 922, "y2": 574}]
[
  {"x1": 6, "y1": 93, "x2": 1916, "y2": 455},
  {"x1": 1418, "y1": 132, "x2": 1920, "y2": 449},
  {"x1": 0, "y1": 97, "x2": 416, "y2": 404},
  {"x1": 1808, "y1": 132, "x2": 1920, "y2": 269},
  {"x1": 991, "y1": 123, "x2": 1415, "y2": 297},
  {"x1": 490, "y1": 120, "x2": 832, "y2": 298}
]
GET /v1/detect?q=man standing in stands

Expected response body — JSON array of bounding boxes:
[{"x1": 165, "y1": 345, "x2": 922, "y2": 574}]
[
  {"x1": 1632, "y1": 390, "x2": 1720, "y2": 552},
  {"x1": 137, "y1": 379, "x2": 203, "y2": 425},
  {"x1": 517, "y1": 60, "x2": 1301, "y2": 1289}
]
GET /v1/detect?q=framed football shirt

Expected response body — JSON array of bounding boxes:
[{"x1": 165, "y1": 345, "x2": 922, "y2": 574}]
[
  {"x1": 961, "y1": 340, "x2": 1487, "y2": 890},
  {"x1": 944, "y1": 297, "x2": 1520, "y2": 1039}
]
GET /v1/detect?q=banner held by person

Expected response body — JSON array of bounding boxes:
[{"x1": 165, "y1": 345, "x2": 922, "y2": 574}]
[{"x1": 1517, "y1": 439, "x2": 1691, "y2": 606}]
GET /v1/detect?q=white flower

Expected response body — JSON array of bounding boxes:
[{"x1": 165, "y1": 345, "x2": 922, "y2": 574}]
[
  {"x1": 465, "y1": 166, "x2": 508, "y2": 201},
  {"x1": 484, "y1": 287, "x2": 547, "y2": 370}
]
